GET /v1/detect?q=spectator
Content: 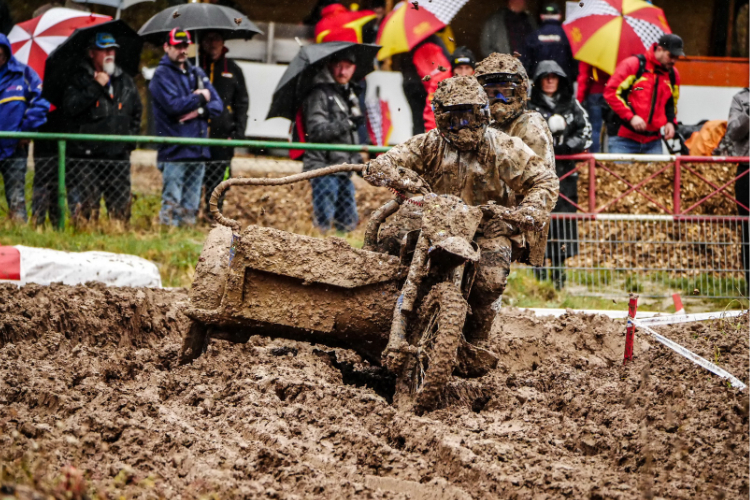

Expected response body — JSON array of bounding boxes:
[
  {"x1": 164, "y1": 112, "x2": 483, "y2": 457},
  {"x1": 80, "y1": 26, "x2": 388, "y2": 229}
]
[
  {"x1": 302, "y1": 54, "x2": 363, "y2": 233},
  {"x1": 522, "y1": 3, "x2": 577, "y2": 83},
  {"x1": 313, "y1": 1, "x2": 378, "y2": 44},
  {"x1": 604, "y1": 34, "x2": 683, "y2": 154},
  {"x1": 527, "y1": 60, "x2": 592, "y2": 289},
  {"x1": 480, "y1": 0, "x2": 536, "y2": 58},
  {"x1": 199, "y1": 30, "x2": 248, "y2": 219},
  {"x1": 31, "y1": 110, "x2": 64, "y2": 227},
  {"x1": 576, "y1": 62, "x2": 609, "y2": 153},
  {"x1": 399, "y1": 34, "x2": 452, "y2": 135},
  {"x1": 726, "y1": 87, "x2": 749, "y2": 292},
  {"x1": 62, "y1": 32, "x2": 142, "y2": 222},
  {"x1": 0, "y1": 1, "x2": 13, "y2": 36},
  {"x1": 0, "y1": 34, "x2": 48, "y2": 222},
  {"x1": 149, "y1": 27, "x2": 222, "y2": 227},
  {"x1": 451, "y1": 46, "x2": 476, "y2": 76}
]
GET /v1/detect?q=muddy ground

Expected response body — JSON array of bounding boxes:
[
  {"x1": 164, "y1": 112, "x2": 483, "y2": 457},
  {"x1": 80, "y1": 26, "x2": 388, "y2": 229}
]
[{"x1": 0, "y1": 283, "x2": 747, "y2": 499}]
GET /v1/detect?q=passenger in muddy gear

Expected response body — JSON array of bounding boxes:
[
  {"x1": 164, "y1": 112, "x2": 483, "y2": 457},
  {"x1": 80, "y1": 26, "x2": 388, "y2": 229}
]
[
  {"x1": 362, "y1": 76, "x2": 559, "y2": 341},
  {"x1": 474, "y1": 53, "x2": 555, "y2": 178}
]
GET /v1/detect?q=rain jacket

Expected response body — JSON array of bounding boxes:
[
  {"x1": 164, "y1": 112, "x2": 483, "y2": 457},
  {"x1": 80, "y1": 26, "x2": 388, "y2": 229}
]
[
  {"x1": 200, "y1": 48, "x2": 249, "y2": 141},
  {"x1": 401, "y1": 35, "x2": 452, "y2": 132},
  {"x1": 149, "y1": 55, "x2": 223, "y2": 163},
  {"x1": 527, "y1": 60, "x2": 591, "y2": 219},
  {"x1": 0, "y1": 34, "x2": 49, "y2": 160},
  {"x1": 301, "y1": 66, "x2": 361, "y2": 175},
  {"x1": 576, "y1": 61, "x2": 609, "y2": 102},
  {"x1": 604, "y1": 44, "x2": 680, "y2": 143},
  {"x1": 522, "y1": 18, "x2": 577, "y2": 82},
  {"x1": 62, "y1": 61, "x2": 142, "y2": 159},
  {"x1": 364, "y1": 127, "x2": 559, "y2": 266},
  {"x1": 726, "y1": 88, "x2": 749, "y2": 157},
  {"x1": 314, "y1": 3, "x2": 378, "y2": 44}
]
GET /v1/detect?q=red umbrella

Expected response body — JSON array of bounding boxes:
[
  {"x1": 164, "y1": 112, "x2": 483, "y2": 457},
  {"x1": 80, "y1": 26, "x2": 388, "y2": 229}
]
[
  {"x1": 7, "y1": 8, "x2": 110, "y2": 79},
  {"x1": 563, "y1": 0, "x2": 671, "y2": 75}
]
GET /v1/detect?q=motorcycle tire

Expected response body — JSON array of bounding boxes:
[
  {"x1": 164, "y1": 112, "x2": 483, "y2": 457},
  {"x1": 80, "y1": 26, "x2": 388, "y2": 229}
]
[{"x1": 393, "y1": 281, "x2": 468, "y2": 412}]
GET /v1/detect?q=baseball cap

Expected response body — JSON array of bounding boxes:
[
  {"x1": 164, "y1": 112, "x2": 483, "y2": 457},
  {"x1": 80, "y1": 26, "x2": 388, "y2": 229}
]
[
  {"x1": 167, "y1": 27, "x2": 192, "y2": 46},
  {"x1": 451, "y1": 46, "x2": 476, "y2": 70},
  {"x1": 657, "y1": 33, "x2": 684, "y2": 57},
  {"x1": 541, "y1": 3, "x2": 561, "y2": 15},
  {"x1": 91, "y1": 32, "x2": 119, "y2": 49}
]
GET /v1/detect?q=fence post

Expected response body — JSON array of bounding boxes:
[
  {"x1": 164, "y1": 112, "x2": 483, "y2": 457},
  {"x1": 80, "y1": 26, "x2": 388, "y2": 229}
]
[
  {"x1": 57, "y1": 140, "x2": 65, "y2": 230},
  {"x1": 673, "y1": 157, "x2": 681, "y2": 214},
  {"x1": 588, "y1": 157, "x2": 596, "y2": 212}
]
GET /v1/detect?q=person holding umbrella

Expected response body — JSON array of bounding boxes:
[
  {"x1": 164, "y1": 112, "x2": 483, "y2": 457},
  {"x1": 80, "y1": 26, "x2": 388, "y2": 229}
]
[
  {"x1": 149, "y1": 27, "x2": 222, "y2": 227},
  {"x1": 62, "y1": 31, "x2": 142, "y2": 222},
  {"x1": 199, "y1": 30, "x2": 248, "y2": 220},
  {"x1": 303, "y1": 51, "x2": 364, "y2": 233},
  {"x1": 0, "y1": 33, "x2": 49, "y2": 222}
]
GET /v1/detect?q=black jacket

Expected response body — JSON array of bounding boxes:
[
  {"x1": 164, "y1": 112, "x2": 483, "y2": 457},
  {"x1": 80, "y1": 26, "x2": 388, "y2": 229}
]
[
  {"x1": 62, "y1": 62, "x2": 142, "y2": 159},
  {"x1": 200, "y1": 49, "x2": 249, "y2": 141},
  {"x1": 522, "y1": 20, "x2": 577, "y2": 83},
  {"x1": 301, "y1": 66, "x2": 362, "y2": 174},
  {"x1": 527, "y1": 60, "x2": 591, "y2": 213}
]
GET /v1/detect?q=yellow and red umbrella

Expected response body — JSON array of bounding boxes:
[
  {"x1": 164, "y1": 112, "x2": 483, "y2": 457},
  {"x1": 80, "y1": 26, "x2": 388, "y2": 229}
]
[
  {"x1": 563, "y1": 0, "x2": 671, "y2": 75},
  {"x1": 376, "y1": 0, "x2": 468, "y2": 61}
]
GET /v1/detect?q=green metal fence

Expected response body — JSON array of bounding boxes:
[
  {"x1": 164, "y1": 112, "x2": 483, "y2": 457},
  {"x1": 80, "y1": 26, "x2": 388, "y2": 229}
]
[{"x1": 0, "y1": 131, "x2": 391, "y2": 230}]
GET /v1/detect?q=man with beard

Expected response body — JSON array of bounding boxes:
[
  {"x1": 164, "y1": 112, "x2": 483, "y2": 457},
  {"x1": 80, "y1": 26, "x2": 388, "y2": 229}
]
[
  {"x1": 62, "y1": 32, "x2": 142, "y2": 222},
  {"x1": 361, "y1": 76, "x2": 559, "y2": 341}
]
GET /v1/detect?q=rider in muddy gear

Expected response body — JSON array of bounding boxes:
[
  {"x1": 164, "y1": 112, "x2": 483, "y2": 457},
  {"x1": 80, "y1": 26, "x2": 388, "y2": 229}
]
[
  {"x1": 363, "y1": 76, "x2": 559, "y2": 341},
  {"x1": 474, "y1": 53, "x2": 555, "y2": 178}
]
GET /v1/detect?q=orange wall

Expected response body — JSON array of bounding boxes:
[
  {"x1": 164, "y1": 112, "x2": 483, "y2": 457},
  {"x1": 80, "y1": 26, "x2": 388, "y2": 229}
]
[{"x1": 675, "y1": 57, "x2": 750, "y2": 87}]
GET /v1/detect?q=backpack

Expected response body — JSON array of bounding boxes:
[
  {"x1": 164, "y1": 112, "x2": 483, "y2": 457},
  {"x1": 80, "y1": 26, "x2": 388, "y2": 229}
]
[{"x1": 601, "y1": 54, "x2": 676, "y2": 136}]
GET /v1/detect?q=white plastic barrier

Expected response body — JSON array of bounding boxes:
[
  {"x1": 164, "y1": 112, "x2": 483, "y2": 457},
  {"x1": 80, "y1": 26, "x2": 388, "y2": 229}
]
[{"x1": 0, "y1": 245, "x2": 162, "y2": 288}]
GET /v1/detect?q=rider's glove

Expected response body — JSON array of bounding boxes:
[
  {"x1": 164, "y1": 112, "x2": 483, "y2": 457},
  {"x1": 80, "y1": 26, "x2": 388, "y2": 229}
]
[{"x1": 506, "y1": 205, "x2": 549, "y2": 233}]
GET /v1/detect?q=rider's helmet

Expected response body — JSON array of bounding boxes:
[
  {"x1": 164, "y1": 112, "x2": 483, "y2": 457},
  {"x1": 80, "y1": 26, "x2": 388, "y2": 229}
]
[
  {"x1": 474, "y1": 53, "x2": 529, "y2": 126},
  {"x1": 432, "y1": 76, "x2": 490, "y2": 151}
]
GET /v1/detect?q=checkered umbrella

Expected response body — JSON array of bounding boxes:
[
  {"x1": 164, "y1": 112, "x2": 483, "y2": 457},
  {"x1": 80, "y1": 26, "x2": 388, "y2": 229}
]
[
  {"x1": 376, "y1": 0, "x2": 468, "y2": 61},
  {"x1": 563, "y1": 0, "x2": 672, "y2": 75},
  {"x1": 7, "y1": 8, "x2": 110, "y2": 80}
]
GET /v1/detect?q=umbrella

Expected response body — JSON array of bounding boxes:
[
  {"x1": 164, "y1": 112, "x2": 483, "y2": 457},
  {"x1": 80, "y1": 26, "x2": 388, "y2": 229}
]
[
  {"x1": 266, "y1": 41, "x2": 381, "y2": 121},
  {"x1": 43, "y1": 19, "x2": 143, "y2": 107},
  {"x1": 138, "y1": 3, "x2": 262, "y2": 44},
  {"x1": 7, "y1": 8, "x2": 110, "y2": 79},
  {"x1": 73, "y1": 0, "x2": 155, "y2": 20},
  {"x1": 563, "y1": 0, "x2": 672, "y2": 75},
  {"x1": 376, "y1": 0, "x2": 468, "y2": 61}
]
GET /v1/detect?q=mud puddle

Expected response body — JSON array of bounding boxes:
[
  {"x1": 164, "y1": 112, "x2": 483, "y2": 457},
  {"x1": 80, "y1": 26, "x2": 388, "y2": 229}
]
[{"x1": 0, "y1": 284, "x2": 747, "y2": 499}]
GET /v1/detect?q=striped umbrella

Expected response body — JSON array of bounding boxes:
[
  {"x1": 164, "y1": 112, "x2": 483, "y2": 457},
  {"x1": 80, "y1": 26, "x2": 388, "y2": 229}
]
[
  {"x1": 376, "y1": 0, "x2": 468, "y2": 61},
  {"x1": 7, "y1": 8, "x2": 110, "y2": 80},
  {"x1": 563, "y1": 0, "x2": 672, "y2": 75}
]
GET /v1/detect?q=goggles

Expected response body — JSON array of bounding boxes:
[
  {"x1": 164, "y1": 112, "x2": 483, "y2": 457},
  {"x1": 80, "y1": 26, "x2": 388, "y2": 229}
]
[
  {"x1": 440, "y1": 104, "x2": 485, "y2": 131},
  {"x1": 477, "y1": 73, "x2": 523, "y2": 104}
]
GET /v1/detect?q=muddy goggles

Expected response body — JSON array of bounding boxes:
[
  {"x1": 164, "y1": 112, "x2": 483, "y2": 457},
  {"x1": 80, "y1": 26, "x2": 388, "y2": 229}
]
[
  {"x1": 477, "y1": 74, "x2": 523, "y2": 104},
  {"x1": 439, "y1": 104, "x2": 488, "y2": 131}
]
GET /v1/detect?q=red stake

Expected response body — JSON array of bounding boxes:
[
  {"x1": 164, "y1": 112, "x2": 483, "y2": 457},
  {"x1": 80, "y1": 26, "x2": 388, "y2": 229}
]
[{"x1": 624, "y1": 294, "x2": 639, "y2": 363}]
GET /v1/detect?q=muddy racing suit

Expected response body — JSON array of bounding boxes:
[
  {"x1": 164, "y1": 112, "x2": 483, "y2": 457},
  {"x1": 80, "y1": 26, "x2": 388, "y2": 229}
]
[{"x1": 364, "y1": 127, "x2": 559, "y2": 340}]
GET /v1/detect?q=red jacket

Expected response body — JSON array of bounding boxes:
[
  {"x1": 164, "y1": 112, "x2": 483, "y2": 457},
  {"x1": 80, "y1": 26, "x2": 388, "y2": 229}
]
[
  {"x1": 576, "y1": 61, "x2": 609, "y2": 102},
  {"x1": 413, "y1": 41, "x2": 452, "y2": 131},
  {"x1": 604, "y1": 44, "x2": 680, "y2": 143},
  {"x1": 314, "y1": 4, "x2": 377, "y2": 43}
]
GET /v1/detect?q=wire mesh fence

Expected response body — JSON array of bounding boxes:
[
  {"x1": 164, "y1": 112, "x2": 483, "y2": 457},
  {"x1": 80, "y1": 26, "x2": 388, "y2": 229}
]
[{"x1": 0, "y1": 135, "x2": 748, "y2": 301}]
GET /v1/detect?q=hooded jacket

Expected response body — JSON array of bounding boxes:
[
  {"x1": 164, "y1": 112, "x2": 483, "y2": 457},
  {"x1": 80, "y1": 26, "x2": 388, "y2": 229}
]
[
  {"x1": 200, "y1": 47, "x2": 249, "y2": 142},
  {"x1": 301, "y1": 66, "x2": 362, "y2": 174},
  {"x1": 0, "y1": 34, "x2": 49, "y2": 160},
  {"x1": 364, "y1": 127, "x2": 559, "y2": 266},
  {"x1": 604, "y1": 44, "x2": 681, "y2": 143},
  {"x1": 522, "y1": 19, "x2": 577, "y2": 82},
  {"x1": 149, "y1": 55, "x2": 223, "y2": 162},
  {"x1": 527, "y1": 60, "x2": 591, "y2": 216},
  {"x1": 62, "y1": 60, "x2": 142, "y2": 159}
]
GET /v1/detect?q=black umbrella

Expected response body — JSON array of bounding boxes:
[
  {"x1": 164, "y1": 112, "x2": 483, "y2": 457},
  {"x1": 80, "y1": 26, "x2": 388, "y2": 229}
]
[
  {"x1": 267, "y1": 42, "x2": 381, "y2": 121},
  {"x1": 138, "y1": 3, "x2": 262, "y2": 44},
  {"x1": 43, "y1": 20, "x2": 143, "y2": 107}
]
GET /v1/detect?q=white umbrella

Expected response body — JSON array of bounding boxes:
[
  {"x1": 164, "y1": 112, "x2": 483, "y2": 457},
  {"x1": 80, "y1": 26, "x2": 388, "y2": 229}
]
[{"x1": 73, "y1": 0, "x2": 155, "y2": 19}]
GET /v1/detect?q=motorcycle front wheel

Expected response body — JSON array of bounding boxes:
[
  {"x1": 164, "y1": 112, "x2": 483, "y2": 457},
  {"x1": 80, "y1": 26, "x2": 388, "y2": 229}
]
[{"x1": 393, "y1": 281, "x2": 468, "y2": 412}]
